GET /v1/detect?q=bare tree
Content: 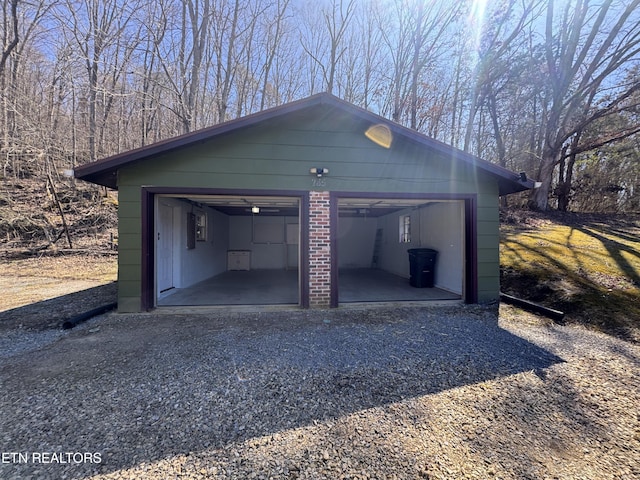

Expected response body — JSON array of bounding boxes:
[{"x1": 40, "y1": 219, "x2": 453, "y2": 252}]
[
  {"x1": 259, "y1": 0, "x2": 291, "y2": 110},
  {"x1": 1, "y1": 0, "x2": 57, "y2": 176},
  {"x1": 376, "y1": 0, "x2": 413, "y2": 122},
  {"x1": 184, "y1": 0, "x2": 210, "y2": 131},
  {"x1": 373, "y1": 0, "x2": 460, "y2": 131},
  {"x1": 61, "y1": 0, "x2": 143, "y2": 161},
  {"x1": 569, "y1": 116, "x2": 640, "y2": 212},
  {"x1": 463, "y1": 0, "x2": 543, "y2": 154},
  {"x1": 1, "y1": 0, "x2": 19, "y2": 153},
  {"x1": 0, "y1": 0, "x2": 18, "y2": 74},
  {"x1": 529, "y1": 0, "x2": 640, "y2": 210},
  {"x1": 2, "y1": 0, "x2": 639, "y2": 217},
  {"x1": 407, "y1": 1, "x2": 462, "y2": 130},
  {"x1": 354, "y1": 3, "x2": 385, "y2": 110},
  {"x1": 137, "y1": 2, "x2": 163, "y2": 146},
  {"x1": 144, "y1": 0, "x2": 212, "y2": 134},
  {"x1": 213, "y1": 0, "x2": 242, "y2": 123},
  {"x1": 555, "y1": 68, "x2": 640, "y2": 211},
  {"x1": 298, "y1": 0, "x2": 357, "y2": 95}
]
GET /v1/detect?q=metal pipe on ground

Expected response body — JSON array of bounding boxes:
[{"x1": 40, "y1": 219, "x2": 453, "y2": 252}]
[{"x1": 62, "y1": 303, "x2": 117, "y2": 330}]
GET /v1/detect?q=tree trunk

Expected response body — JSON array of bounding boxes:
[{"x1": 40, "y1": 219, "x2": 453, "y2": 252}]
[
  {"x1": 1, "y1": 0, "x2": 19, "y2": 150},
  {"x1": 409, "y1": 2, "x2": 423, "y2": 130},
  {"x1": 557, "y1": 134, "x2": 580, "y2": 212},
  {"x1": 218, "y1": 0, "x2": 240, "y2": 123},
  {"x1": 529, "y1": 149, "x2": 558, "y2": 210}
]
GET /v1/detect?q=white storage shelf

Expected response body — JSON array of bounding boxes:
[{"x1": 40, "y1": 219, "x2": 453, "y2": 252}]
[{"x1": 227, "y1": 250, "x2": 251, "y2": 271}]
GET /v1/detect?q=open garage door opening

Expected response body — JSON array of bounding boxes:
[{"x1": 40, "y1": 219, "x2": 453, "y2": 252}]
[
  {"x1": 336, "y1": 197, "x2": 466, "y2": 304},
  {"x1": 154, "y1": 193, "x2": 302, "y2": 307}
]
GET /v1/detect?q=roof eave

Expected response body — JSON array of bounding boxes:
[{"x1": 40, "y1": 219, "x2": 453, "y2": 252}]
[{"x1": 499, "y1": 178, "x2": 536, "y2": 196}]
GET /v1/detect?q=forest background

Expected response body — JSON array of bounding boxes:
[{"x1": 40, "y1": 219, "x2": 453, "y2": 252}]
[{"x1": 1, "y1": 0, "x2": 640, "y2": 217}]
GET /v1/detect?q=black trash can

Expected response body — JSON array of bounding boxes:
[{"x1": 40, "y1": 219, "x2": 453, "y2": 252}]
[{"x1": 407, "y1": 248, "x2": 438, "y2": 288}]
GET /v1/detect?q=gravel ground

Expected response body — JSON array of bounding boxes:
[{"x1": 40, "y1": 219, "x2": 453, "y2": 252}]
[{"x1": 1, "y1": 305, "x2": 639, "y2": 479}]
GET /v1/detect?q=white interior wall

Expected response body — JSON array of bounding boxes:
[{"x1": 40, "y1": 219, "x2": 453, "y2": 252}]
[
  {"x1": 158, "y1": 198, "x2": 229, "y2": 290},
  {"x1": 160, "y1": 195, "x2": 462, "y2": 296},
  {"x1": 228, "y1": 215, "x2": 298, "y2": 269},
  {"x1": 376, "y1": 202, "x2": 463, "y2": 294},
  {"x1": 377, "y1": 208, "x2": 417, "y2": 278},
  {"x1": 419, "y1": 202, "x2": 463, "y2": 294},
  {"x1": 337, "y1": 216, "x2": 378, "y2": 268},
  {"x1": 178, "y1": 203, "x2": 229, "y2": 288}
]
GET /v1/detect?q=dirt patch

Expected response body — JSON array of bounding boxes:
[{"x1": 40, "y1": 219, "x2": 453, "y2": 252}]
[
  {"x1": 0, "y1": 282, "x2": 117, "y2": 332},
  {"x1": 0, "y1": 251, "x2": 117, "y2": 332}
]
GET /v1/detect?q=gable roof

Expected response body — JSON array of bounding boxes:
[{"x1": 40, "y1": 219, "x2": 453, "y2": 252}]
[{"x1": 74, "y1": 92, "x2": 534, "y2": 195}]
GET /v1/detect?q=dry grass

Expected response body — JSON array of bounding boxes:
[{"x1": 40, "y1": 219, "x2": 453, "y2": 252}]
[
  {"x1": 2, "y1": 252, "x2": 117, "y2": 282},
  {"x1": 500, "y1": 211, "x2": 640, "y2": 342},
  {"x1": 0, "y1": 253, "x2": 117, "y2": 330}
]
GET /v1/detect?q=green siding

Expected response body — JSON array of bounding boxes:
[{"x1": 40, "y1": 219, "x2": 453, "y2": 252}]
[
  {"x1": 118, "y1": 296, "x2": 141, "y2": 313},
  {"x1": 118, "y1": 217, "x2": 142, "y2": 236},
  {"x1": 119, "y1": 120, "x2": 485, "y2": 194},
  {"x1": 116, "y1": 184, "x2": 143, "y2": 308},
  {"x1": 476, "y1": 189, "x2": 500, "y2": 303},
  {"x1": 477, "y1": 233, "x2": 499, "y2": 250},
  {"x1": 114, "y1": 115, "x2": 504, "y2": 309}
]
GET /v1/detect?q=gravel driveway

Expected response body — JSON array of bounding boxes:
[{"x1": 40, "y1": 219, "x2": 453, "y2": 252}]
[{"x1": 1, "y1": 305, "x2": 638, "y2": 479}]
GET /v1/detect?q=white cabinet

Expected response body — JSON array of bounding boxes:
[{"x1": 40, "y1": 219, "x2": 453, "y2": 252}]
[{"x1": 227, "y1": 250, "x2": 250, "y2": 271}]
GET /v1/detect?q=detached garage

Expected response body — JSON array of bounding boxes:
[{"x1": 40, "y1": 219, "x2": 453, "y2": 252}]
[{"x1": 75, "y1": 93, "x2": 533, "y2": 312}]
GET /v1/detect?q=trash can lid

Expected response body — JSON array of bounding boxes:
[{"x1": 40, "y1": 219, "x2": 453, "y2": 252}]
[{"x1": 407, "y1": 248, "x2": 438, "y2": 255}]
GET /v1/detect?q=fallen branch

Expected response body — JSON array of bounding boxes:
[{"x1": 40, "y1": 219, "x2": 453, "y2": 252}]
[{"x1": 47, "y1": 174, "x2": 72, "y2": 249}]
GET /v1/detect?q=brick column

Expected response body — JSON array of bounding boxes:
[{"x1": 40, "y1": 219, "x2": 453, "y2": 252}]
[{"x1": 308, "y1": 191, "x2": 332, "y2": 308}]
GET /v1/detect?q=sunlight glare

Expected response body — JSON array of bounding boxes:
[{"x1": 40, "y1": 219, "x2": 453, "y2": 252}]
[{"x1": 469, "y1": 0, "x2": 488, "y2": 52}]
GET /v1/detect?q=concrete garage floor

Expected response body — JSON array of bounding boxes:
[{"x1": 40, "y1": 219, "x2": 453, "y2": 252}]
[
  {"x1": 159, "y1": 270, "x2": 299, "y2": 306},
  {"x1": 339, "y1": 269, "x2": 461, "y2": 303},
  {"x1": 158, "y1": 268, "x2": 460, "y2": 306}
]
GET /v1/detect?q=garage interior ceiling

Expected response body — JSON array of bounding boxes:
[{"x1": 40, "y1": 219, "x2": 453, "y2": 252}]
[
  {"x1": 169, "y1": 195, "x2": 447, "y2": 217},
  {"x1": 176, "y1": 195, "x2": 299, "y2": 216},
  {"x1": 337, "y1": 198, "x2": 439, "y2": 217}
]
